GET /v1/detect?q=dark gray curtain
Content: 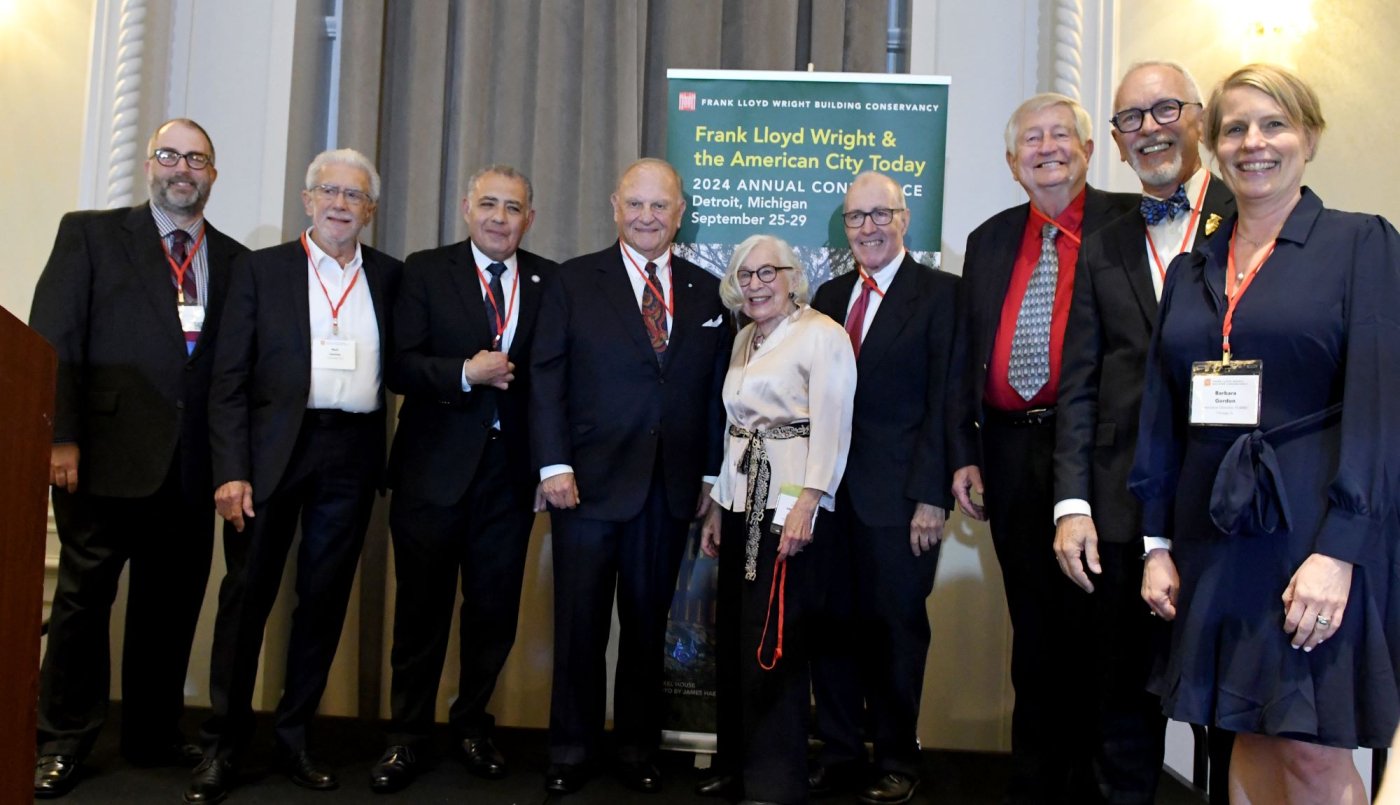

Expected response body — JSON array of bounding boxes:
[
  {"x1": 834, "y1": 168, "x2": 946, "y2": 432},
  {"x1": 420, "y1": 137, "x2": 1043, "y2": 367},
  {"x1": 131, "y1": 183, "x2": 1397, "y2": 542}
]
[{"x1": 349, "y1": 0, "x2": 887, "y2": 264}]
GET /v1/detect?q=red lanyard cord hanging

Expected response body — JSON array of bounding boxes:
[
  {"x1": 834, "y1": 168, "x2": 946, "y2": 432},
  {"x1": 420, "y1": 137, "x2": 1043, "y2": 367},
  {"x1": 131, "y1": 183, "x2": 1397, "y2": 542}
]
[
  {"x1": 162, "y1": 228, "x2": 207, "y2": 304},
  {"x1": 475, "y1": 261, "x2": 520, "y2": 349},
  {"x1": 302, "y1": 232, "x2": 362, "y2": 337},
  {"x1": 1222, "y1": 230, "x2": 1277, "y2": 362},
  {"x1": 1145, "y1": 174, "x2": 1211, "y2": 283},
  {"x1": 757, "y1": 556, "x2": 786, "y2": 671},
  {"x1": 621, "y1": 246, "x2": 675, "y2": 317},
  {"x1": 1029, "y1": 206, "x2": 1082, "y2": 246}
]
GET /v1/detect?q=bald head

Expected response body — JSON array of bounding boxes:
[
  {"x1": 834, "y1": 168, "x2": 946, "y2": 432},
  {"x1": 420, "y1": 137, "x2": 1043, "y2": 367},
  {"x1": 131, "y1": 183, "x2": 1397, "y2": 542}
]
[{"x1": 843, "y1": 171, "x2": 910, "y2": 271}]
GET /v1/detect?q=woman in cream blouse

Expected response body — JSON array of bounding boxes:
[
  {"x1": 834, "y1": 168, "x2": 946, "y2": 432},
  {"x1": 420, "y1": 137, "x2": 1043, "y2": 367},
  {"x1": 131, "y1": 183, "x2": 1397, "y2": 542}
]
[{"x1": 697, "y1": 234, "x2": 856, "y2": 804}]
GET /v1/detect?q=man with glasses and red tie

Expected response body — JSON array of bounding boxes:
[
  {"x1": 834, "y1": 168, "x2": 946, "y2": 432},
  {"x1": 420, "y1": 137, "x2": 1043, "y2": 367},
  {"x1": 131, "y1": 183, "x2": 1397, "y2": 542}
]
[
  {"x1": 948, "y1": 94, "x2": 1137, "y2": 803},
  {"x1": 187, "y1": 149, "x2": 401, "y2": 804},
  {"x1": 29, "y1": 118, "x2": 247, "y2": 799},
  {"x1": 807, "y1": 172, "x2": 959, "y2": 805}
]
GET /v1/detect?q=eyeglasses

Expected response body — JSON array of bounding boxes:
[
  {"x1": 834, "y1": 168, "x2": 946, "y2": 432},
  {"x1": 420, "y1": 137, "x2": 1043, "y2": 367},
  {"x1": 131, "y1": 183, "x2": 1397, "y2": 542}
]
[
  {"x1": 1110, "y1": 99, "x2": 1202, "y2": 133},
  {"x1": 842, "y1": 207, "x2": 904, "y2": 228},
  {"x1": 151, "y1": 148, "x2": 213, "y2": 170},
  {"x1": 736, "y1": 265, "x2": 793, "y2": 286},
  {"x1": 311, "y1": 184, "x2": 372, "y2": 206}
]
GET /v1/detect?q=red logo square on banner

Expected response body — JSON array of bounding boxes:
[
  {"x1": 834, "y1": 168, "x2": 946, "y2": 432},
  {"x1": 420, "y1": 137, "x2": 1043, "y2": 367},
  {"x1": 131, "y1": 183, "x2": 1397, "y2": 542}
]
[{"x1": 679, "y1": 92, "x2": 696, "y2": 111}]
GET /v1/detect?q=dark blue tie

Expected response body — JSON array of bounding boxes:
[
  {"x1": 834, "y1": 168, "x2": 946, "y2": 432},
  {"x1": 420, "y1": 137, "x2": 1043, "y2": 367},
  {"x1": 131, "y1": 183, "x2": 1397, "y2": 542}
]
[{"x1": 1140, "y1": 184, "x2": 1190, "y2": 226}]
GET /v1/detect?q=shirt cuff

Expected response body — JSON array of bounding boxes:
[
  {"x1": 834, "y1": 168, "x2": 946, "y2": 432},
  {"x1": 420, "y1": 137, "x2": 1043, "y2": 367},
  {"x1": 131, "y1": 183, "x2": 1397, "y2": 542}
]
[
  {"x1": 1053, "y1": 498, "x2": 1092, "y2": 525},
  {"x1": 1143, "y1": 536, "x2": 1173, "y2": 553},
  {"x1": 461, "y1": 362, "x2": 472, "y2": 392},
  {"x1": 540, "y1": 464, "x2": 572, "y2": 482},
  {"x1": 702, "y1": 475, "x2": 717, "y2": 487}
]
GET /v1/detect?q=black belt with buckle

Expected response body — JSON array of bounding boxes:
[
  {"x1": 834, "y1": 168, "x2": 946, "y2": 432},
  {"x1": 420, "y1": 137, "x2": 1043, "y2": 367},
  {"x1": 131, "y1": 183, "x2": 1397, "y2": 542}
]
[
  {"x1": 305, "y1": 408, "x2": 375, "y2": 428},
  {"x1": 984, "y1": 406, "x2": 1056, "y2": 426}
]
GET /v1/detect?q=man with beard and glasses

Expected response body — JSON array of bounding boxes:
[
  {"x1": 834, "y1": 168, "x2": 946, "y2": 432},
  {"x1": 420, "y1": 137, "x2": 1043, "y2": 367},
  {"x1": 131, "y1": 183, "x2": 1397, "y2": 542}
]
[
  {"x1": 28, "y1": 118, "x2": 248, "y2": 799},
  {"x1": 1053, "y1": 61, "x2": 1235, "y2": 804}
]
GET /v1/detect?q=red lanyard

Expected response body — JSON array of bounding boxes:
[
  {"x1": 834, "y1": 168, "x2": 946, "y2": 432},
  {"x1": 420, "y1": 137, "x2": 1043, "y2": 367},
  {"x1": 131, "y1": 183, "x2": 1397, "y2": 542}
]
[
  {"x1": 621, "y1": 246, "x2": 675, "y2": 317},
  {"x1": 1145, "y1": 173, "x2": 1211, "y2": 283},
  {"x1": 757, "y1": 556, "x2": 785, "y2": 671},
  {"x1": 302, "y1": 232, "x2": 362, "y2": 337},
  {"x1": 1029, "y1": 206, "x2": 1082, "y2": 246},
  {"x1": 475, "y1": 261, "x2": 520, "y2": 349},
  {"x1": 161, "y1": 228, "x2": 206, "y2": 304},
  {"x1": 855, "y1": 266, "x2": 886, "y2": 298},
  {"x1": 1222, "y1": 230, "x2": 1277, "y2": 361}
]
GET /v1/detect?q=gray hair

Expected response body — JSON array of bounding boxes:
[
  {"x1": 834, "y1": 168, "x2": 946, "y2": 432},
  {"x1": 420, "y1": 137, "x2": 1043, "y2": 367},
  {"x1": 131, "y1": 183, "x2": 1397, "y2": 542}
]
[
  {"x1": 1118, "y1": 60, "x2": 1204, "y2": 105},
  {"x1": 305, "y1": 148, "x2": 381, "y2": 202},
  {"x1": 467, "y1": 164, "x2": 534, "y2": 206},
  {"x1": 719, "y1": 234, "x2": 810, "y2": 312},
  {"x1": 1004, "y1": 93, "x2": 1093, "y2": 156}
]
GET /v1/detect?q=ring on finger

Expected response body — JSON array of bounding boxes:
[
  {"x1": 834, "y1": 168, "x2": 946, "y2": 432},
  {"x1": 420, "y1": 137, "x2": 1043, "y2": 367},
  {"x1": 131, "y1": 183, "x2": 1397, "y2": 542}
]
[{"x1": 1316, "y1": 614, "x2": 1331, "y2": 628}]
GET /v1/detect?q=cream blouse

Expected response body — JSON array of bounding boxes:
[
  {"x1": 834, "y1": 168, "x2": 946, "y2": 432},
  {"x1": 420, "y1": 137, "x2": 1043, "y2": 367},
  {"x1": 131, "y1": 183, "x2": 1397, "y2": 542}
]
[{"x1": 710, "y1": 305, "x2": 857, "y2": 513}]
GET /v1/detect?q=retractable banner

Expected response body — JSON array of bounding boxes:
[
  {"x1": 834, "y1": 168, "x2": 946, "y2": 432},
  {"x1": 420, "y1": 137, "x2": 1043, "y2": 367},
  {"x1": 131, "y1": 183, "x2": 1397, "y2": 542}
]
[{"x1": 660, "y1": 68, "x2": 951, "y2": 747}]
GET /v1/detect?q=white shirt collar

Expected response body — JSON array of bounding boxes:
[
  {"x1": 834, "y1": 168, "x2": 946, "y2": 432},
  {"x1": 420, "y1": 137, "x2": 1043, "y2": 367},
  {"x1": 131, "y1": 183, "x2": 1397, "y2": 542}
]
[{"x1": 470, "y1": 242, "x2": 518, "y2": 275}]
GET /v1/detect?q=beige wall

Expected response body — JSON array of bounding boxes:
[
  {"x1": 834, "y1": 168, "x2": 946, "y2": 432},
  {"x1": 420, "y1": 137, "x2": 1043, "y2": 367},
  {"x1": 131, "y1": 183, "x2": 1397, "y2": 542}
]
[
  {"x1": 1114, "y1": 0, "x2": 1400, "y2": 222},
  {"x1": 0, "y1": 0, "x2": 95, "y2": 319}
]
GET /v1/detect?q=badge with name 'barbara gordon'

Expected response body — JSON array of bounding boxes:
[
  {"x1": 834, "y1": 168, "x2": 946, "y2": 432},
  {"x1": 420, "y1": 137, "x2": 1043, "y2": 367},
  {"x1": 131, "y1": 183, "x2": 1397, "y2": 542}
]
[{"x1": 1189, "y1": 360, "x2": 1262, "y2": 427}]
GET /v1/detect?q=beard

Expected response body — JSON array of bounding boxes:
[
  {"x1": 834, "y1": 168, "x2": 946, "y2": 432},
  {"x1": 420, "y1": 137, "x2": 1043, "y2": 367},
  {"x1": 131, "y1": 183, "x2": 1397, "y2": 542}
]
[
  {"x1": 149, "y1": 173, "x2": 210, "y2": 218},
  {"x1": 1128, "y1": 143, "x2": 1185, "y2": 190}
]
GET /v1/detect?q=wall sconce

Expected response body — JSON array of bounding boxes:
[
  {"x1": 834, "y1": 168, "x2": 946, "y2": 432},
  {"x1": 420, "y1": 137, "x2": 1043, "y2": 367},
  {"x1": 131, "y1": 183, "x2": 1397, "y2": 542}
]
[{"x1": 1219, "y1": 0, "x2": 1317, "y2": 64}]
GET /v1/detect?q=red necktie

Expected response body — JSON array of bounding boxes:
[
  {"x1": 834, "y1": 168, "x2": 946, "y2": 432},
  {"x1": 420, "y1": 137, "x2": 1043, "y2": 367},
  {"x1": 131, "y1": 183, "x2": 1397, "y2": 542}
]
[
  {"x1": 170, "y1": 229, "x2": 198, "y2": 303},
  {"x1": 641, "y1": 261, "x2": 668, "y2": 358},
  {"x1": 844, "y1": 280, "x2": 872, "y2": 359}
]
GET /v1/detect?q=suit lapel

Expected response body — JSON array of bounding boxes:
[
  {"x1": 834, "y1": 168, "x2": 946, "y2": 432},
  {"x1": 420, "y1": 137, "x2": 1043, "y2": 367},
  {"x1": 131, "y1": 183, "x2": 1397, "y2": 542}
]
[
  {"x1": 664, "y1": 256, "x2": 704, "y2": 365},
  {"x1": 121, "y1": 204, "x2": 186, "y2": 354},
  {"x1": 1197, "y1": 174, "x2": 1236, "y2": 243},
  {"x1": 286, "y1": 241, "x2": 312, "y2": 368},
  {"x1": 1111, "y1": 214, "x2": 1158, "y2": 327},
  {"x1": 600, "y1": 243, "x2": 662, "y2": 362},
  {"x1": 510, "y1": 253, "x2": 547, "y2": 362},
  {"x1": 857, "y1": 255, "x2": 920, "y2": 372},
  {"x1": 980, "y1": 205, "x2": 1028, "y2": 359},
  {"x1": 450, "y1": 241, "x2": 496, "y2": 349}
]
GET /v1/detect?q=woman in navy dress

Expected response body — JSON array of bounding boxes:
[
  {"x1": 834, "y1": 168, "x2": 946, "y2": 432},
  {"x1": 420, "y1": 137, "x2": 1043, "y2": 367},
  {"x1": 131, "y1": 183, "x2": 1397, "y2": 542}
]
[{"x1": 1131, "y1": 64, "x2": 1400, "y2": 803}]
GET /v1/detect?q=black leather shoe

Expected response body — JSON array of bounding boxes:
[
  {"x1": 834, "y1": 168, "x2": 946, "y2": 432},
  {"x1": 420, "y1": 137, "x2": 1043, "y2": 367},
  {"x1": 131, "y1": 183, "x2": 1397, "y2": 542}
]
[
  {"x1": 282, "y1": 749, "x2": 338, "y2": 791},
  {"x1": 461, "y1": 736, "x2": 507, "y2": 779},
  {"x1": 859, "y1": 772, "x2": 919, "y2": 805},
  {"x1": 809, "y1": 759, "x2": 866, "y2": 796},
  {"x1": 185, "y1": 757, "x2": 235, "y2": 804},
  {"x1": 34, "y1": 755, "x2": 80, "y2": 799},
  {"x1": 694, "y1": 772, "x2": 741, "y2": 798},
  {"x1": 369, "y1": 745, "x2": 416, "y2": 793},
  {"x1": 617, "y1": 759, "x2": 662, "y2": 793},
  {"x1": 544, "y1": 763, "x2": 589, "y2": 794},
  {"x1": 125, "y1": 741, "x2": 204, "y2": 767}
]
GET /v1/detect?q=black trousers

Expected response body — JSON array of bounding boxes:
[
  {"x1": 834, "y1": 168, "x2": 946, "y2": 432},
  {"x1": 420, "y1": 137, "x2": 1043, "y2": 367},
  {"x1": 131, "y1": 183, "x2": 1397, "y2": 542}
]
[
  {"x1": 385, "y1": 431, "x2": 535, "y2": 745},
  {"x1": 39, "y1": 461, "x2": 213, "y2": 759},
  {"x1": 981, "y1": 413, "x2": 1096, "y2": 804},
  {"x1": 201, "y1": 411, "x2": 379, "y2": 759},
  {"x1": 811, "y1": 492, "x2": 941, "y2": 776},
  {"x1": 546, "y1": 469, "x2": 690, "y2": 765},
  {"x1": 715, "y1": 508, "x2": 831, "y2": 805}
]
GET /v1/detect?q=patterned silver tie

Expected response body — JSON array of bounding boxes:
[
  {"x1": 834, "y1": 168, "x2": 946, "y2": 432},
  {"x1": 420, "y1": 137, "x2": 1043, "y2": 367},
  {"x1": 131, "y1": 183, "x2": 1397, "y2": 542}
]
[{"x1": 1007, "y1": 223, "x2": 1059, "y2": 401}]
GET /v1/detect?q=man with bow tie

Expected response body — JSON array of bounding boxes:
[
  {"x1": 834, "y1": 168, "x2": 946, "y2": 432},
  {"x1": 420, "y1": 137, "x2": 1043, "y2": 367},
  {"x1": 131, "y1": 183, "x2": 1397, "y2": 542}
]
[
  {"x1": 1052, "y1": 61, "x2": 1236, "y2": 803},
  {"x1": 369, "y1": 165, "x2": 558, "y2": 793}
]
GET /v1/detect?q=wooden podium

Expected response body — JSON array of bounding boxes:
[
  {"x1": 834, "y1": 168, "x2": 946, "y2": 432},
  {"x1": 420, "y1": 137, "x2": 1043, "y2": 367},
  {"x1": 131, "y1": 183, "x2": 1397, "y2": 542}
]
[{"x1": 0, "y1": 304, "x2": 56, "y2": 802}]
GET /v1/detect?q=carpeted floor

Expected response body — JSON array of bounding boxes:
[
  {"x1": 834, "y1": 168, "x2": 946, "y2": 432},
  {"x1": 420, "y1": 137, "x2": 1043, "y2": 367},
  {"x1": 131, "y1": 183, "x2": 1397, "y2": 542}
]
[{"x1": 46, "y1": 705, "x2": 1207, "y2": 804}]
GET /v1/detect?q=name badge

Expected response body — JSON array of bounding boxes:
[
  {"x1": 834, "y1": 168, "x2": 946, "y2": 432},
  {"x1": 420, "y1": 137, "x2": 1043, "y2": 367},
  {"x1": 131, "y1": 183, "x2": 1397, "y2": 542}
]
[
  {"x1": 312, "y1": 338, "x2": 357, "y2": 371},
  {"x1": 177, "y1": 303, "x2": 205, "y2": 332},
  {"x1": 770, "y1": 482, "x2": 817, "y2": 532},
  {"x1": 1189, "y1": 360, "x2": 1262, "y2": 427}
]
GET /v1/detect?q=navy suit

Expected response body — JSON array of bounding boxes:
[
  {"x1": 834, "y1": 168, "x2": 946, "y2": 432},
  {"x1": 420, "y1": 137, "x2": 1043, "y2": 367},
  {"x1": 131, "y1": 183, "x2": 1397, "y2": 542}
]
[
  {"x1": 948, "y1": 186, "x2": 1137, "y2": 803},
  {"x1": 29, "y1": 204, "x2": 245, "y2": 760},
  {"x1": 383, "y1": 242, "x2": 557, "y2": 744},
  {"x1": 529, "y1": 242, "x2": 730, "y2": 764},
  {"x1": 203, "y1": 239, "x2": 400, "y2": 758},
  {"x1": 808, "y1": 254, "x2": 959, "y2": 776}
]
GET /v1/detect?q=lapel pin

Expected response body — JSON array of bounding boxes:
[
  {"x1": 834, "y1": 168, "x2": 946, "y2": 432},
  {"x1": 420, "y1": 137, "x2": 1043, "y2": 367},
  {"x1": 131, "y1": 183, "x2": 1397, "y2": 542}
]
[
  {"x1": 1204, "y1": 213, "x2": 1222, "y2": 237},
  {"x1": 531, "y1": 274, "x2": 540, "y2": 283}
]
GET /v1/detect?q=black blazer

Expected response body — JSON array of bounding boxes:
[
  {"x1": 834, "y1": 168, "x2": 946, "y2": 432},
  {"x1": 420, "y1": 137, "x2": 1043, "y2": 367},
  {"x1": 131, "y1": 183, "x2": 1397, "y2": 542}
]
[
  {"x1": 811, "y1": 254, "x2": 960, "y2": 526},
  {"x1": 529, "y1": 242, "x2": 732, "y2": 522},
  {"x1": 209, "y1": 239, "x2": 402, "y2": 499},
  {"x1": 28, "y1": 203, "x2": 247, "y2": 499},
  {"x1": 386, "y1": 241, "x2": 558, "y2": 505},
  {"x1": 948, "y1": 186, "x2": 1139, "y2": 471},
  {"x1": 1054, "y1": 176, "x2": 1235, "y2": 544}
]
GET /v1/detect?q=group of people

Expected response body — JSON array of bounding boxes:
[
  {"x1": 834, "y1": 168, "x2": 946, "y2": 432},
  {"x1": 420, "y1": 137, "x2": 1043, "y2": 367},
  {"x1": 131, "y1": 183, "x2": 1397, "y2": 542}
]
[{"x1": 27, "y1": 57, "x2": 1398, "y2": 805}]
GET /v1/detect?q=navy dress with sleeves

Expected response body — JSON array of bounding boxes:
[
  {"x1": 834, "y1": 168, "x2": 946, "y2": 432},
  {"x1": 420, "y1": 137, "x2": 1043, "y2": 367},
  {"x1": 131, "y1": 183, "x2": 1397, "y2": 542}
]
[{"x1": 1130, "y1": 188, "x2": 1400, "y2": 748}]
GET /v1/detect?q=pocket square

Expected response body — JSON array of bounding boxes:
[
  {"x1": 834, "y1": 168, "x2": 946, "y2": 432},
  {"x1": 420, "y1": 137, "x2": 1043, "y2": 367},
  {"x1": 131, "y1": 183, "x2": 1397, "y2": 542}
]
[{"x1": 702, "y1": 315, "x2": 724, "y2": 328}]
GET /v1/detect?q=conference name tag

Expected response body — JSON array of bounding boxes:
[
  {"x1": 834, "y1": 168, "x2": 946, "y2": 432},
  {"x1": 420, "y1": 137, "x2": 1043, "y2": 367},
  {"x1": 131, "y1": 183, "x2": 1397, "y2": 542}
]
[
  {"x1": 1189, "y1": 360, "x2": 1262, "y2": 427},
  {"x1": 312, "y1": 338, "x2": 357, "y2": 371},
  {"x1": 771, "y1": 482, "x2": 817, "y2": 533},
  {"x1": 177, "y1": 303, "x2": 206, "y2": 332}
]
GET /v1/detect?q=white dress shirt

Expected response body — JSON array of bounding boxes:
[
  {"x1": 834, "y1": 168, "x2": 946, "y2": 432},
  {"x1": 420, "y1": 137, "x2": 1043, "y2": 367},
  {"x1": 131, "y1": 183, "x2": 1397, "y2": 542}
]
[
  {"x1": 844, "y1": 249, "x2": 904, "y2": 341},
  {"x1": 304, "y1": 230, "x2": 381, "y2": 412},
  {"x1": 461, "y1": 242, "x2": 522, "y2": 390}
]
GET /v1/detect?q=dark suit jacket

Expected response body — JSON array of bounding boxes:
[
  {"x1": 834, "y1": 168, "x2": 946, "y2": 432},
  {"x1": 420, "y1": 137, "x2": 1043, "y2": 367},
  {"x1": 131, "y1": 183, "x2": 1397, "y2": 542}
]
[
  {"x1": 209, "y1": 239, "x2": 402, "y2": 500},
  {"x1": 386, "y1": 241, "x2": 558, "y2": 505},
  {"x1": 1054, "y1": 176, "x2": 1235, "y2": 544},
  {"x1": 529, "y1": 242, "x2": 732, "y2": 522},
  {"x1": 28, "y1": 203, "x2": 247, "y2": 499},
  {"x1": 811, "y1": 254, "x2": 960, "y2": 526},
  {"x1": 948, "y1": 186, "x2": 1138, "y2": 471}
]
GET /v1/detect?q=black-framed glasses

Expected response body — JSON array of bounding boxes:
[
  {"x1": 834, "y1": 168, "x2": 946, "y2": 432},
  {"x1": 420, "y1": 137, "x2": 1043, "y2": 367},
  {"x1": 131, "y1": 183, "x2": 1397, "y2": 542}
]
[
  {"x1": 311, "y1": 184, "x2": 372, "y2": 206},
  {"x1": 151, "y1": 148, "x2": 213, "y2": 170},
  {"x1": 1110, "y1": 99, "x2": 1202, "y2": 133},
  {"x1": 737, "y1": 265, "x2": 793, "y2": 285},
  {"x1": 842, "y1": 207, "x2": 904, "y2": 228}
]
